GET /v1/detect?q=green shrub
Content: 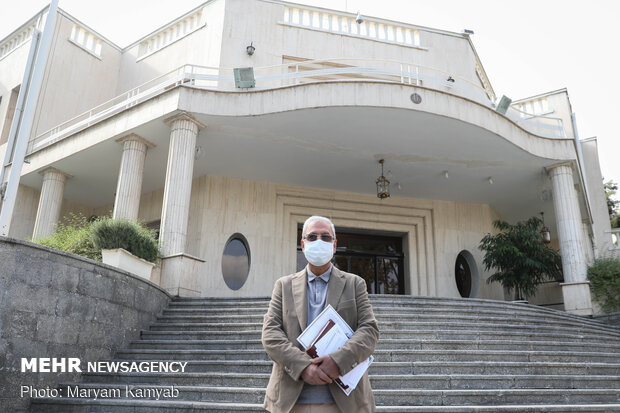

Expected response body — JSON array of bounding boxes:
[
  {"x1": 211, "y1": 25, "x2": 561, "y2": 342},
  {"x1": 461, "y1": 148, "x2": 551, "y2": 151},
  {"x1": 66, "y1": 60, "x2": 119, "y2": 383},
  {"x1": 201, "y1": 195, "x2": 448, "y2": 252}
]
[
  {"x1": 34, "y1": 213, "x2": 101, "y2": 261},
  {"x1": 479, "y1": 217, "x2": 563, "y2": 300},
  {"x1": 90, "y1": 218, "x2": 159, "y2": 263},
  {"x1": 587, "y1": 257, "x2": 620, "y2": 313}
]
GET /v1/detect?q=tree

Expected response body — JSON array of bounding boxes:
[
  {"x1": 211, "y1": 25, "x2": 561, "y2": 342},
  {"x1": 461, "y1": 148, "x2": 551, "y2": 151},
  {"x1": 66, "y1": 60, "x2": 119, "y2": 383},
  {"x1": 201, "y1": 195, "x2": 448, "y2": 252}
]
[
  {"x1": 604, "y1": 180, "x2": 619, "y2": 228},
  {"x1": 479, "y1": 217, "x2": 563, "y2": 300},
  {"x1": 588, "y1": 257, "x2": 620, "y2": 313}
]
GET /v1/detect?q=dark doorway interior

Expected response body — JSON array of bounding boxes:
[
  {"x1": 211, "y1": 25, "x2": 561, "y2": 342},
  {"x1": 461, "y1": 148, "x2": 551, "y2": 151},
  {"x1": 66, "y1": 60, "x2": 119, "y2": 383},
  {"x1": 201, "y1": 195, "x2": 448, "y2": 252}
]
[{"x1": 297, "y1": 229, "x2": 405, "y2": 295}]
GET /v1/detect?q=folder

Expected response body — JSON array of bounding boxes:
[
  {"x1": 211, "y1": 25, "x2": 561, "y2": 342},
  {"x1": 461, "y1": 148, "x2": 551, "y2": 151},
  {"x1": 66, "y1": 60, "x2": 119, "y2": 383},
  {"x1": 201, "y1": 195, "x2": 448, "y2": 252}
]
[{"x1": 297, "y1": 304, "x2": 374, "y2": 396}]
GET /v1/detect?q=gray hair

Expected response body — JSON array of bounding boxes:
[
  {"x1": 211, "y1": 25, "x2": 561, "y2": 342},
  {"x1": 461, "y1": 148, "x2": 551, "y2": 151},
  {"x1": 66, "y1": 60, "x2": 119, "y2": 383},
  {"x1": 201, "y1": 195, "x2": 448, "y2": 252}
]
[{"x1": 302, "y1": 215, "x2": 336, "y2": 239}]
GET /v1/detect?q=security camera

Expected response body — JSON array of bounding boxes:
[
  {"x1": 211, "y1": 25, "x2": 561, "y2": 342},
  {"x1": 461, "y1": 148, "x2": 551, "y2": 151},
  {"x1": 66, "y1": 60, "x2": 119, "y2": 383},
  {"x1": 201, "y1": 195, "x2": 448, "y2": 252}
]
[{"x1": 355, "y1": 11, "x2": 364, "y2": 24}]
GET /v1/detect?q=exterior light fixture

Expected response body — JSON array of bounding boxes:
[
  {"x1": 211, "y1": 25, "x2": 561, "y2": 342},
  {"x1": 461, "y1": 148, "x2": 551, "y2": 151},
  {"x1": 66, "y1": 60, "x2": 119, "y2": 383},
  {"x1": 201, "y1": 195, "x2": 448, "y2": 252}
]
[
  {"x1": 443, "y1": 170, "x2": 449, "y2": 179},
  {"x1": 447, "y1": 76, "x2": 455, "y2": 82},
  {"x1": 540, "y1": 212, "x2": 551, "y2": 244},
  {"x1": 463, "y1": 29, "x2": 474, "y2": 35},
  {"x1": 195, "y1": 145, "x2": 204, "y2": 161},
  {"x1": 376, "y1": 159, "x2": 390, "y2": 199},
  {"x1": 246, "y1": 42, "x2": 255, "y2": 56},
  {"x1": 233, "y1": 67, "x2": 255, "y2": 88},
  {"x1": 355, "y1": 11, "x2": 364, "y2": 24},
  {"x1": 495, "y1": 95, "x2": 512, "y2": 115},
  {"x1": 488, "y1": 177, "x2": 494, "y2": 185}
]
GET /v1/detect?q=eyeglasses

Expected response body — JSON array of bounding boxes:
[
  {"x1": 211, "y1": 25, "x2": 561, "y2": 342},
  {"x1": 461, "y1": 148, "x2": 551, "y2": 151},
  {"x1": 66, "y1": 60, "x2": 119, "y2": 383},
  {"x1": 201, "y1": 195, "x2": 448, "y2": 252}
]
[{"x1": 304, "y1": 233, "x2": 335, "y2": 242}]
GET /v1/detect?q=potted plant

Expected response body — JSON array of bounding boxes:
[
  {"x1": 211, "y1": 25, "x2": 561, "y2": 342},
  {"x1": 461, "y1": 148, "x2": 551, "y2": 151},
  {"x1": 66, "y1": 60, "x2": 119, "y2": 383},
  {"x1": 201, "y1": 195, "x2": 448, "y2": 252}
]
[
  {"x1": 479, "y1": 217, "x2": 563, "y2": 301},
  {"x1": 90, "y1": 218, "x2": 160, "y2": 280},
  {"x1": 34, "y1": 213, "x2": 102, "y2": 261}
]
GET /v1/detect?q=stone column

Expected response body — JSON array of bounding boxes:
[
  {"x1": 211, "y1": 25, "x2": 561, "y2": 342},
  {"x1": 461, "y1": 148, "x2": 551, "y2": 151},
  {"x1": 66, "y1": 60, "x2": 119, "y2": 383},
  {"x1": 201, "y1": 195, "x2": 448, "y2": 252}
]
[
  {"x1": 547, "y1": 162, "x2": 593, "y2": 315},
  {"x1": 32, "y1": 167, "x2": 71, "y2": 239},
  {"x1": 159, "y1": 112, "x2": 204, "y2": 257},
  {"x1": 112, "y1": 134, "x2": 155, "y2": 221}
]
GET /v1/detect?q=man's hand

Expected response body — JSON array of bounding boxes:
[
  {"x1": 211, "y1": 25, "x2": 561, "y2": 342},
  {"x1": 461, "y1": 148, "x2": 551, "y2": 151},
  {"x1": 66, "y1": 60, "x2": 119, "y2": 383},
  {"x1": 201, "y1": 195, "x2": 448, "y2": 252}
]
[
  {"x1": 310, "y1": 355, "x2": 340, "y2": 380},
  {"x1": 301, "y1": 363, "x2": 332, "y2": 385}
]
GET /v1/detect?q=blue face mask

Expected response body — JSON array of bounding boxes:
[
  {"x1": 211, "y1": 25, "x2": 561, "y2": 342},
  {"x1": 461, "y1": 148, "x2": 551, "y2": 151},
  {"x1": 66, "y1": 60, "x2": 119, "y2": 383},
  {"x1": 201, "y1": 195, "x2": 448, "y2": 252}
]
[{"x1": 303, "y1": 240, "x2": 334, "y2": 266}]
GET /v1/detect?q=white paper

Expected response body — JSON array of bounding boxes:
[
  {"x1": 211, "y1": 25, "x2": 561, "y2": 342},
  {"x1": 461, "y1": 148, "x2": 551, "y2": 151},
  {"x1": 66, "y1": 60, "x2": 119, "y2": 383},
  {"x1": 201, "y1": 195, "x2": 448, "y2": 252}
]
[
  {"x1": 340, "y1": 355, "x2": 374, "y2": 392},
  {"x1": 297, "y1": 304, "x2": 373, "y2": 396},
  {"x1": 313, "y1": 323, "x2": 348, "y2": 356},
  {"x1": 297, "y1": 304, "x2": 354, "y2": 349}
]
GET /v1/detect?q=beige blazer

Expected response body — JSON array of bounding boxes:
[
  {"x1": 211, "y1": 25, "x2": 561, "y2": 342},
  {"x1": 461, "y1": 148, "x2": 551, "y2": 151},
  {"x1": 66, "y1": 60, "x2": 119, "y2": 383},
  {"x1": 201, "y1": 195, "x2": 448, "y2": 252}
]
[{"x1": 262, "y1": 266, "x2": 379, "y2": 413}]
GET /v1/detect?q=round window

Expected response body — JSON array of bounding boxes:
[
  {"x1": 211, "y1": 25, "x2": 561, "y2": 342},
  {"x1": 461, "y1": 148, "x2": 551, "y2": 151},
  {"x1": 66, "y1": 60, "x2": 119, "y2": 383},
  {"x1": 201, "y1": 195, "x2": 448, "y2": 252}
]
[
  {"x1": 455, "y1": 250, "x2": 478, "y2": 298},
  {"x1": 455, "y1": 253, "x2": 472, "y2": 297},
  {"x1": 222, "y1": 234, "x2": 250, "y2": 290}
]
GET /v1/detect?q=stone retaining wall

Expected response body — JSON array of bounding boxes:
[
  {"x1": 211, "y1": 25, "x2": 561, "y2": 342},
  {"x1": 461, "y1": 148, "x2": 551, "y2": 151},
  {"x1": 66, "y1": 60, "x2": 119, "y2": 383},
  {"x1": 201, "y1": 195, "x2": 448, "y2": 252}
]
[{"x1": 0, "y1": 237, "x2": 171, "y2": 412}]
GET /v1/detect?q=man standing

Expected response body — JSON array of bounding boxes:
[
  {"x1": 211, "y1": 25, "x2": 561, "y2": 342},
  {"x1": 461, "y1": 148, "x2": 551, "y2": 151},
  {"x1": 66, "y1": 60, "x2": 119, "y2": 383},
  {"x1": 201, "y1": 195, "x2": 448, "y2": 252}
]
[{"x1": 262, "y1": 215, "x2": 379, "y2": 413}]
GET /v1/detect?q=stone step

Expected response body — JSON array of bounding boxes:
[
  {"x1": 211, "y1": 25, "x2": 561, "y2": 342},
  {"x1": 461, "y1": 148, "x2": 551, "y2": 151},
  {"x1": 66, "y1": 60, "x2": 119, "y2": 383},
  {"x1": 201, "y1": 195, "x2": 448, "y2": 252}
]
[
  {"x1": 127, "y1": 338, "x2": 620, "y2": 353},
  {"x1": 163, "y1": 304, "x2": 566, "y2": 318},
  {"x1": 93, "y1": 359, "x2": 620, "y2": 376},
  {"x1": 30, "y1": 398, "x2": 266, "y2": 412},
  {"x1": 375, "y1": 406, "x2": 620, "y2": 412},
  {"x1": 163, "y1": 309, "x2": 618, "y2": 337},
  {"x1": 116, "y1": 348, "x2": 269, "y2": 361},
  {"x1": 140, "y1": 327, "x2": 620, "y2": 345},
  {"x1": 33, "y1": 384, "x2": 620, "y2": 405},
  {"x1": 29, "y1": 398, "x2": 620, "y2": 412},
  {"x1": 153, "y1": 314, "x2": 620, "y2": 337},
  {"x1": 77, "y1": 372, "x2": 620, "y2": 390},
  {"x1": 162, "y1": 306, "x2": 620, "y2": 334},
  {"x1": 116, "y1": 348, "x2": 620, "y2": 364},
  {"x1": 370, "y1": 374, "x2": 620, "y2": 390},
  {"x1": 26, "y1": 295, "x2": 620, "y2": 412},
  {"x1": 374, "y1": 389, "x2": 620, "y2": 406},
  {"x1": 170, "y1": 295, "x2": 616, "y2": 326}
]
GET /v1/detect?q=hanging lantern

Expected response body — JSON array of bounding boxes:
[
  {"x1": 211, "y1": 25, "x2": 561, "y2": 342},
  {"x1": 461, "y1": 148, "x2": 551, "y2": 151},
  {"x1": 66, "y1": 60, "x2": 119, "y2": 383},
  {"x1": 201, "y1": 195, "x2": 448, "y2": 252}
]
[
  {"x1": 376, "y1": 159, "x2": 390, "y2": 199},
  {"x1": 540, "y1": 212, "x2": 551, "y2": 244}
]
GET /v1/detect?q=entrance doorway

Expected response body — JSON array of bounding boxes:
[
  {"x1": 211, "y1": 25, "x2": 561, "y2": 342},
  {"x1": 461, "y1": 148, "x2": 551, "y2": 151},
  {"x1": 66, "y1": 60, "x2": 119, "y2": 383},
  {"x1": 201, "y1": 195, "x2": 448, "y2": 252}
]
[{"x1": 297, "y1": 229, "x2": 405, "y2": 295}]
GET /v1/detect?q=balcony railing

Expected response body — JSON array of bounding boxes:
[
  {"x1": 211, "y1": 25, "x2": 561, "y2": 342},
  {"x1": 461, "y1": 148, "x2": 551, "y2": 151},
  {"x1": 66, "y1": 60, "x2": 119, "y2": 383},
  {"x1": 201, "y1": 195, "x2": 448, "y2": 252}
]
[
  {"x1": 281, "y1": 6, "x2": 421, "y2": 48},
  {"x1": 608, "y1": 228, "x2": 620, "y2": 250},
  {"x1": 504, "y1": 105, "x2": 566, "y2": 139},
  {"x1": 27, "y1": 59, "x2": 567, "y2": 155}
]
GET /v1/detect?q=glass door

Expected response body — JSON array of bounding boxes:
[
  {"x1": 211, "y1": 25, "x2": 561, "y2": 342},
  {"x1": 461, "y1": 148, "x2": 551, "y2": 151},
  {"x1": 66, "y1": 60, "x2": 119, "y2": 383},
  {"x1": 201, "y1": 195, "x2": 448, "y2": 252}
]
[{"x1": 298, "y1": 229, "x2": 404, "y2": 294}]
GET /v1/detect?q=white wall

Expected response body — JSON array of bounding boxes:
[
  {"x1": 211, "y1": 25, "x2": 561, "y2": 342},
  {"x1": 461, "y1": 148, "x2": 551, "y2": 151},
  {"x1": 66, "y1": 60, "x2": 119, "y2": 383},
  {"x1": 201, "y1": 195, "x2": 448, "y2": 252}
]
[
  {"x1": 31, "y1": 13, "x2": 122, "y2": 138},
  {"x1": 131, "y1": 174, "x2": 504, "y2": 299},
  {"x1": 220, "y1": 0, "x2": 483, "y2": 89},
  {"x1": 0, "y1": 35, "x2": 33, "y2": 145},
  {"x1": 115, "y1": 0, "x2": 226, "y2": 94},
  {"x1": 582, "y1": 138, "x2": 618, "y2": 257}
]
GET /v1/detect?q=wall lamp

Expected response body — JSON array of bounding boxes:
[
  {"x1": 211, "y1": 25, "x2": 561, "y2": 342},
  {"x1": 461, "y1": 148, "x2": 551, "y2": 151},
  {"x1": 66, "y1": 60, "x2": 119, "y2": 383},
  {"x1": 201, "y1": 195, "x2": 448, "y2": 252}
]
[{"x1": 246, "y1": 42, "x2": 255, "y2": 56}]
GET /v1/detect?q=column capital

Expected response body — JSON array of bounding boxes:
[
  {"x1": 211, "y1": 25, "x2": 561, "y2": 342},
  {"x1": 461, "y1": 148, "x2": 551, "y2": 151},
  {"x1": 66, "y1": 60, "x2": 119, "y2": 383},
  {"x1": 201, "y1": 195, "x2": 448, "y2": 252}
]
[
  {"x1": 38, "y1": 167, "x2": 72, "y2": 180},
  {"x1": 164, "y1": 112, "x2": 206, "y2": 130},
  {"x1": 116, "y1": 133, "x2": 156, "y2": 149},
  {"x1": 544, "y1": 161, "x2": 575, "y2": 174}
]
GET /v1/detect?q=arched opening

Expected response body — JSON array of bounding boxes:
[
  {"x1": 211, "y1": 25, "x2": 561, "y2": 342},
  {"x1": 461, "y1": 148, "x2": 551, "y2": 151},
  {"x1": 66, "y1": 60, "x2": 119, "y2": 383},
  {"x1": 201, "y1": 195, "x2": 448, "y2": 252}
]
[{"x1": 455, "y1": 250, "x2": 478, "y2": 298}]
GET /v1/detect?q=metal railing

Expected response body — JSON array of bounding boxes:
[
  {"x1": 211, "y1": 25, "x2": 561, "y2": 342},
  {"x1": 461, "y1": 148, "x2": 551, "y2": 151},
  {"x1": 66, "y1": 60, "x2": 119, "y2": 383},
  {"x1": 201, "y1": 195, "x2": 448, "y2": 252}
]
[
  {"x1": 27, "y1": 66, "x2": 191, "y2": 154},
  {"x1": 608, "y1": 228, "x2": 620, "y2": 249},
  {"x1": 28, "y1": 58, "x2": 566, "y2": 155},
  {"x1": 504, "y1": 105, "x2": 566, "y2": 139}
]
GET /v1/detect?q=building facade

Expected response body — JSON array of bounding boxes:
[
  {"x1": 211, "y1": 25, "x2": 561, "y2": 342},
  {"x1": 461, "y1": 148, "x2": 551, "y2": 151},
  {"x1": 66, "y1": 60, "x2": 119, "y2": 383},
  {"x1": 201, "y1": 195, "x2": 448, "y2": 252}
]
[{"x1": 1, "y1": 0, "x2": 617, "y2": 315}]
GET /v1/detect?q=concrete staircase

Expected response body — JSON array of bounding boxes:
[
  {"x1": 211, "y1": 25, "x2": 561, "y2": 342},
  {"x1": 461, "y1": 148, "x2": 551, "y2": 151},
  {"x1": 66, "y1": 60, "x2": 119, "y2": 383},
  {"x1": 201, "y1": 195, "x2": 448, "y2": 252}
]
[{"x1": 31, "y1": 295, "x2": 620, "y2": 412}]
